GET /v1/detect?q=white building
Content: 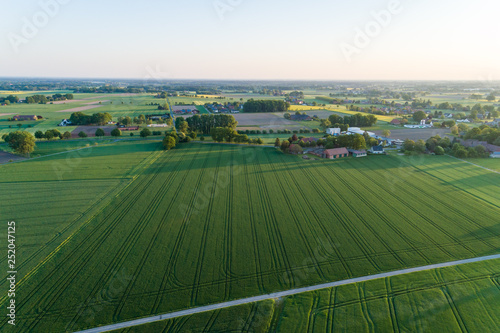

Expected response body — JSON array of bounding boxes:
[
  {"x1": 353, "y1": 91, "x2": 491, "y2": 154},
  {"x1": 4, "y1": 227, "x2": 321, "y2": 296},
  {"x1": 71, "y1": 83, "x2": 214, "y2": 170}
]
[
  {"x1": 58, "y1": 119, "x2": 72, "y2": 127},
  {"x1": 347, "y1": 127, "x2": 375, "y2": 137},
  {"x1": 326, "y1": 128, "x2": 341, "y2": 136}
]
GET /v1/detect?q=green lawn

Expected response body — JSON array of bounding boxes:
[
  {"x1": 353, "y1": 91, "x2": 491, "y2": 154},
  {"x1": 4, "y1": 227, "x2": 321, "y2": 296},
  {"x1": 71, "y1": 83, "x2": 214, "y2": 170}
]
[{"x1": 0, "y1": 142, "x2": 498, "y2": 331}]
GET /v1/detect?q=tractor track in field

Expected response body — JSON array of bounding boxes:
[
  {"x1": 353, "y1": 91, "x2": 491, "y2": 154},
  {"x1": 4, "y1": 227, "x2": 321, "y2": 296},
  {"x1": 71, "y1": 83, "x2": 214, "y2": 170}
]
[
  {"x1": 76, "y1": 254, "x2": 500, "y2": 333},
  {"x1": 274, "y1": 152, "x2": 353, "y2": 277},
  {"x1": 355, "y1": 158, "x2": 499, "y2": 257},
  {"x1": 362, "y1": 157, "x2": 498, "y2": 255},
  {"x1": 253, "y1": 153, "x2": 294, "y2": 289},
  {"x1": 0, "y1": 150, "x2": 164, "y2": 312},
  {"x1": 22, "y1": 152, "x2": 171, "y2": 331},
  {"x1": 264, "y1": 150, "x2": 328, "y2": 283},
  {"x1": 66, "y1": 150, "x2": 185, "y2": 330},
  {"x1": 244, "y1": 161, "x2": 266, "y2": 293},
  {"x1": 222, "y1": 147, "x2": 234, "y2": 300},
  {"x1": 111, "y1": 146, "x2": 205, "y2": 321},
  {"x1": 190, "y1": 147, "x2": 223, "y2": 306},
  {"x1": 324, "y1": 164, "x2": 408, "y2": 268},
  {"x1": 338, "y1": 161, "x2": 436, "y2": 263},
  {"x1": 150, "y1": 145, "x2": 215, "y2": 315}
]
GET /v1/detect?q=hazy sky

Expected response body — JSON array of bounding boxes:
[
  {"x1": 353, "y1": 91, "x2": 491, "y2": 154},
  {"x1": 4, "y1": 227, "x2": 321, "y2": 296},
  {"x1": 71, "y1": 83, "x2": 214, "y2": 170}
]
[{"x1": 1, "y1": 0, "x2": 499, "y2": 80}]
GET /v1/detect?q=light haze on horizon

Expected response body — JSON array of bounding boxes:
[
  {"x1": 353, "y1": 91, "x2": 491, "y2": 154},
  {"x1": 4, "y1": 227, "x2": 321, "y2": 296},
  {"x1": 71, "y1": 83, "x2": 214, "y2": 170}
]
[{"x1": 1, "y1": 0, "x2": 499, "y2": 81}]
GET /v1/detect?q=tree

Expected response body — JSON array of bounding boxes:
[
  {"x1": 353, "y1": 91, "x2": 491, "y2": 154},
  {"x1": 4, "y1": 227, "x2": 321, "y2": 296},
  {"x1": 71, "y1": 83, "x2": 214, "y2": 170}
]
[
  {"x1": 140, "y1": 128, "x2": 151, "y2": 138},
  {"x1": 4, "y1": 131, "x2": 36, "y2": 157},
  {"x1": 111, "y1": 128, "x2": 122, "y2": 137},
  {"x1": 450, "y1": 126, "x2": 459, "y2": 135},
  {"x1": 403, "y1": 139, "x2": 415, "y2": 152},
  {"x1": 78, "y1": 131, "x2": 88, "y2": 138},
  {"x1": 121, "y1": 116, "x2": 132, "y2": 126},
  {"x1": 44, "y1": 130, "x2": 55, "y2": 140},
  {"x1": 487, "y1": 93, "x2": 496, "y2": 102},
  {"x1": 95, "y1": 128, "x2": 105, "y2": 137},
  {"x1": 434, "y1": 146, "x2": 445, "y2": 155},
  {"x1": 415, "y1": 139, "x2": 426, "y2": 153},
  {"x1": 274, "y1": 138, "x2": 281, "y2": 147},
  {"x1": 280, "y1": 140, "x2": 290, "y2": 152},
  {"x1": 413, "y1": 111, "x2": 427, "y2": 123},
  {"x1": 284, "y1": 112, "x2": 291, "y2": 120},
  {"x1": 319, "y1": 119, "x2": 331, "y2": 130},
  {"x1": 351, "y1": 134, "x2": 366, "y2": 150},
  {"x1": 163, "y1": 136, "x2": 176, "y2": 150},
  {"x1": 382, "y1": 129, "x2": 391, "y2": 138},
  {"x1": 139, "y1": 114, "x2": 146, "y2": 124},
  {"x1": 62, "y1": 131, "x2": 71, "y2": 140},
  {"x1": 34, "y1": 130, "x2": 44, "y2": 139}
]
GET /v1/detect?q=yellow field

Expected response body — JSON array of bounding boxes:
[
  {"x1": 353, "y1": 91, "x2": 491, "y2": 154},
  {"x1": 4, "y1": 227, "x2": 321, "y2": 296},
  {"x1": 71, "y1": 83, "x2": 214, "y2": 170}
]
[{"x1": 288, "y1": 105, "x2": 396, "y2": 122}]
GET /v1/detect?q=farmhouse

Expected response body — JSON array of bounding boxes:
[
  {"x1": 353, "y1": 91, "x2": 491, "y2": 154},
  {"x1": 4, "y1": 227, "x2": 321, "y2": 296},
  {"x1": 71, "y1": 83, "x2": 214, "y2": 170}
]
[
  {"x1": 120, "y1": 126, "x2": 139, "y2": 131},
  {"x1": 13, "y1": 115, "x2": 37, "y2": 121},
  {"x1": 290, "y1": 114, "x2": 312, "y2": 121},
  {"x1": 348, "y1": 149, "x2": 367, "y2": 158},
  {"x1": 326, "y1": 128, "x2": 341, "y2": 136},
  {"x1": 58, "y1": 119, "x2": 72, "y2": 126},
  {"x1": 348, "y1": 127, "x2": 375, "y2": 137},
  {"x1": 322, "y1": 147, "x2": 349, "y2": 159},
  {"x1": 390, "y1": 119, "x2": 401, "y2": 125},
  {"x1": 370, "y1": 145, "x2": 385, "y2": 154}
]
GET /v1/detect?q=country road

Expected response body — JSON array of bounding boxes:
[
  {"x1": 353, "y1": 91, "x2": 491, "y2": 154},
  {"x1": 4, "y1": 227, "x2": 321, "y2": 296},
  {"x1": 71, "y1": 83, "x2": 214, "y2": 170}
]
[{"x1": 77, "y1": 253, "x2": 500, "y2": 333}]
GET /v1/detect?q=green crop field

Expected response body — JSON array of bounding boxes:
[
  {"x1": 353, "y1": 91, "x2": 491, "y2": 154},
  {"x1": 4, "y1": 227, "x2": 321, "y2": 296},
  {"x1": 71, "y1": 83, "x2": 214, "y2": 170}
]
[
  {"x1": 115, "y1": 259, "x2": 500, "y2": 332},
  {"x1": 0, "y1": 143, "x2": 499, "y2": 332}
]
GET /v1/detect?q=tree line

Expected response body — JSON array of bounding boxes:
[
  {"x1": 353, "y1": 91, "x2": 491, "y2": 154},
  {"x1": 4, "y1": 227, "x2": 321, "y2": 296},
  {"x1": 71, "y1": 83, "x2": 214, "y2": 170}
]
[
  {"x1": 180, "y1": 114, "x2": 238, "y2": 134},
  {"x1": 243, "y1": 99, "x2": 290, "y2": 113},
  {"x1": 69, "y1": 112, "x2": 112, "y2": 126}
]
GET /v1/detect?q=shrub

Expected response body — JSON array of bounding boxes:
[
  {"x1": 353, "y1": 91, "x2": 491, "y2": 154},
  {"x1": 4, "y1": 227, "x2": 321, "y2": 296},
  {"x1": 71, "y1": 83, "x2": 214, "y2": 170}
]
[{"x1": 111, "y1": 128, "x2": 122, "y2": 137}]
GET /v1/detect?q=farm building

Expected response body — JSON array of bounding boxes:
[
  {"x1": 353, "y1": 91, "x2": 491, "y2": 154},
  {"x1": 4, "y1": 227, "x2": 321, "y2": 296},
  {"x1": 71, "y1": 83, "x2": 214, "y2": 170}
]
[
  {"x1": 322, "y1": 148, "x2": 349, "y2": 159},
  {"x1": 120, "y1": 126, "x2": 140, "y2": 131},
  {"x1": 390, "y1": 119, "x2": 402, "y2": 125},
  {"x1": 326, "y1": 128, "x2": 341, "y2": 136},
  {"x1": 348, "y1": 149, "x2": 367, "y2": 158},
  {"x1": 370, "y1": 146, "x2": 385, "y2": 154},
  {"x1": 490, "y1": 151, "x2": 500, "y2": 158},
  {"x1": 290, "y1": 114, "x2": 312, "y2": 121},
  {"x1": 58, "y1": 119, "x2": 72, "y2": 126},
  {"x1": 13, "y1": 115, "x2": 38, "y2": 121},
  {"x1": 347, "y1": 127, "x2": 375, "y2": 137}
]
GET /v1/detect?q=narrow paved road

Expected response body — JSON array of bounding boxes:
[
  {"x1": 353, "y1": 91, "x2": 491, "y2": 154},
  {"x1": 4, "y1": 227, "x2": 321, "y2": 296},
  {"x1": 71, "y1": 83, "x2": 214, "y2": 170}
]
[{"x1": 77, "y1": 253, "x2": 500, "y2": 333}]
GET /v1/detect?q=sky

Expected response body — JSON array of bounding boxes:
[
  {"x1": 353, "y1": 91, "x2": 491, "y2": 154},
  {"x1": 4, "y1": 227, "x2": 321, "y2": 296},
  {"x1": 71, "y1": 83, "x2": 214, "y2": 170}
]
[{"x1": 1, "y1": 0, "x2": 500, "y2": 80}]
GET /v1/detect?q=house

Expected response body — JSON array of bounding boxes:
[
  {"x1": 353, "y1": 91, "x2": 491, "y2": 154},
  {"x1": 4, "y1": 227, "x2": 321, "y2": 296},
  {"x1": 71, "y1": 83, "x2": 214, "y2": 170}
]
[
  {"x1": 370, "y1": 145, "x2": 385, "y2": 154},
  {"x1": 326, "y1": 128, "x2": 341, "y2": 136},
  {"x1": 121, "y1": 126, "x2": 140, "y2": 131},
  {"x1": 322, "y1": 147, "x2": 349, "y2": 159},
  {"x1": 490, "y1": 151, "x2": 500, "y2": 158},
  {"x1": 348, "y1": 149, "x2": 367, "y2": 158},
  {"x1": 390, "y1": 119, "x2": 401, "y2": 125},
  {"x1": 13, "y1": 115, "x2": 37, "y2": 121},
  {"x1": 290, "y1": 114, "x2": 312, "y2": 121},
  {"x1": 58, "y1": 119, "x2": 72, "y2": 127}
]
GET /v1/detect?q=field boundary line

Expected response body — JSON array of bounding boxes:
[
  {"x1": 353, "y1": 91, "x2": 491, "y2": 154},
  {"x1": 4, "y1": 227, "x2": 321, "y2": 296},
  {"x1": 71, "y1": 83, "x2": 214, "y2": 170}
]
[
  {"x1": 76, "y1": 253, "x2": 500, "y2": 333},
  {"x1": 446, "y1": 155, "x2": 500, "y2": 174}
]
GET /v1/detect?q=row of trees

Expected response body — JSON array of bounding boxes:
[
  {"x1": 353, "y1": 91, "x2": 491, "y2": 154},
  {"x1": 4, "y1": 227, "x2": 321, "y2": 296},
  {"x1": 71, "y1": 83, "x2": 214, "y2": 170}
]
[
  {"x1": 243, "y1": 100, "x2": 290, "y2": 113},
  {"x1": 34, "y1": 129, "x2": 71, "y2": 140},
  {"x1": 24, "y1": 93, "x2": 74, "y2": 104},
  {"x1": 69, "y1": 112, "x2": 112, "y2": 126},
  {"x1": 181, "y1": 114, "x2": 238, "y2": 134},
  {"x1": 463, "y1": 125, "x2": 500, "y2": 145},
  {"x1": 0, "y1": 95, "x2": 19, "y2": 105}
]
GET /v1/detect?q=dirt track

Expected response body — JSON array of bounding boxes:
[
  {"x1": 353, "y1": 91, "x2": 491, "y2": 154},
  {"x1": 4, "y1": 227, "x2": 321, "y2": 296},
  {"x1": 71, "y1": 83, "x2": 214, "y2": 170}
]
[
  {"x1": 0, "y1": 151, "x2": 26, "y2": 163},
  {"x1": 56, "y1": 105, "x2": 104, "y2": 113}
]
